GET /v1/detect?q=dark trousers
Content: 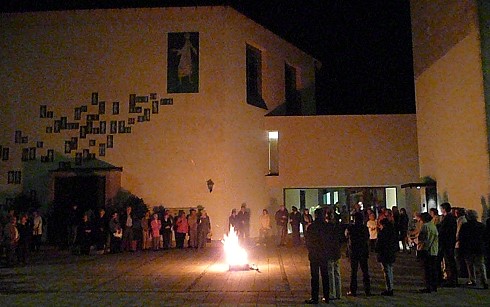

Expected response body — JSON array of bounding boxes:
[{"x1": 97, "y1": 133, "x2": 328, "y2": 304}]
[
  {"x1": 32, "y1": 235, "x2": 42, "y2": 252},
  {"x1": 422, "y1": 253, "x2": 438, "y2": 291},
  {"x1": 291, "y1": 224, "x2": 301, "y2": 246},
  {"x1": 163, "y1": 231, "x2": 172, "y2": 249},
  {"x1": 350, "y1": 257, "x2": 371, "y2": 294},
  {"x1": 277, "y1": 225, "x2": 287, "y2": 246},
  {"x1": 310, "y1": 259, "x2": 329, "y2": 302},
  {"x1": 17, "y1": 241, "x2": 29, "y2": 264},
  {"x1": 175, "y1": 232, "x2": 186, "y2": 249},
  {"x1": 122, "y1": 227, "x2": 134, "y2": 251},
  {"x1": 440, "y1": 247, "x2": 458, "y2": 284}
]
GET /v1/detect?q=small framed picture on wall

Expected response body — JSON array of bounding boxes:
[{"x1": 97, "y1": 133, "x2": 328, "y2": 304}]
[
  {"x1": 110, "y1": 121, "x2": 117, "y2": 134},
  {"x1": 99, "y1": 143, "x2": 106, "y2": 157},
  {"x1": 107, "y1": 135, "x2": 113, "y2": 148},
  {"x1": 2, "y1": 147, "x2": 9, "y2": 161},
  {"x1": 29, "y1": 147, "x2": 36, "y2": 160},
  {"x1": 112, "y1": 102, "x2": 119, "y2": 115},
  {"x1": 40, "y1": 105, "x2": 47, "y2": 118},
  {"x1": 92, "y1": 92, "x2": 98, "y2": 105},
  {"x1": 152, "y1": 101, "x2": 159, "y2": 114}
]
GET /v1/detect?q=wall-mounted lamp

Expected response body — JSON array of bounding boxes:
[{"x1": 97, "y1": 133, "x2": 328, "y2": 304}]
[{"x1": 207, "y1": 179, "x2": 214, "y2": 193}]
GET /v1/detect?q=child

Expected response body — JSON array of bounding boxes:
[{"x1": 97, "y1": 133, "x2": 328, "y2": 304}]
[
  {"x1": 150, "y1": 214, "x2": 161, "y2": 251},
  {"x1": 367, "y1": 213, "x2": 378, "y2": 252}
]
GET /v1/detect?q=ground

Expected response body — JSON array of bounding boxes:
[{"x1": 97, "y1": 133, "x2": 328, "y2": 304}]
[{"x1": 0, "y1": 241, "x2": 489, "y2": 306}]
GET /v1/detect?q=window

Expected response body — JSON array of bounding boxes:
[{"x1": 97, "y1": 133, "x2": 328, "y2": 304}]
[
  {"x1": 246, "y1": 44, "x2": 267, "y2": 109},
  {"x1": 268, "y1": 131, "x2": 279, "y2": 175},
  {"x1": 285, "y1": 63, "x2": 300, "y2": 115},
  {"x1": 385, "y1": 187, "x2": 397, "y2": 209}
]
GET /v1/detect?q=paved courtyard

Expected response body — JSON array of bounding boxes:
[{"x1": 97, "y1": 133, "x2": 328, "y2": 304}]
[{"x1": 0, "y1": 241, "x2": 489, "y2": 306}]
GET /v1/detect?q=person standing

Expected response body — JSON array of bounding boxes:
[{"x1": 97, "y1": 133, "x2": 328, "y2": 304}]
[
  {"x1": 417, "y1": 212, "x2": 439, "y2": 293},
  {"x1": 175, "y1": 211, "x2": 188, "y2": 249},
  {"x1": 95, "y1": 208, "x2": 108, "y2": 253},
  {"x1": 275, "y1": 205, "x2": 289, "y2": 246},
  {"x1": 259, "y1": 209, "x2": 271, "y2": 246},
  {"x1": 197, "y1": 210, "x2": 211, "y2": 248},
  {"x1": 367, "y1": 212, "x2": 378, "y2": 252},
  {"x1": 228, "y1": 209, "x2": 238, "y2": 233},
  {"x1": 17, "y1": 214, "x2": 32, "y2": 264},
  {"x1": 459, "y1": 210, "x2": 488, "y2": 289},
  {"x1": 301, "y1": 208, "x2": 313, "y2": 233},
  {"x1": 290, "y1": 206, "x2": 302, "y2": 246},
  {"x1": 399, "y1": 208, "x2": 410, "y2": 253},
  {"x1": 236, "y1": 204, "x2": 250, "y2": 244},
  {"x1": 77, "y1": 214, "x2": 93, "y2": 255},
  {"x1": 67, "y1": 204, "x2": 81, "y2": 249},
  {"x1": 31, "y1": 211, "x2": 43, "y2": 252},
  {"x1": 188, "y1": 209, "x2": 198, "y2": 248},
  {"x1": 345, "y1": 212, "x2": 371, "y2": 297},
  {"x1": 121, "y1": 206, "x2": 134, "y2": 252},
  {"x1": 304, "y1": 208, "x2": 329, "y2": 304},
  {"x1": 141, "y1": 211, "x2": 151, "y2": 251},
  {"x1": 109, "y1": 212, "x2": 122, "y2": 253},
  {"x1": 438, "y1": 202, "x2": 458, "y2": 287},
  {"x1": 325, "y1": 209, "x2": 342, "y2": 300},
  {"x1": 161, "y1": 211, "x2": 173, "y2": 249},
  {"x1": 376, "y1": 217, "x2": 398, "y2": 296},
  {"x1": 150, "y1": 214, "x2": 161, "y2": 251},
  {"x1": 3, "y1": 216, "x2": 19, "y2": 267}
]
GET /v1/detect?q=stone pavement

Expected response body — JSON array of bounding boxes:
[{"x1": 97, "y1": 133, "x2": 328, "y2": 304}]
[{"x1": 0, "y1": 241, "x2": 489, "y2": 306}]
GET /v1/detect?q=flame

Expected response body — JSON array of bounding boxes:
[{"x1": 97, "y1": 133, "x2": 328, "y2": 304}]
[{"x1": 221, "y1": 226, "x2": 248, "y2": 266}]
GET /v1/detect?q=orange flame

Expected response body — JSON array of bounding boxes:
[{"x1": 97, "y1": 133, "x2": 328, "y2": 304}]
[{"x1": 221, "y1": 226, "x2": 248, "y2": 266}]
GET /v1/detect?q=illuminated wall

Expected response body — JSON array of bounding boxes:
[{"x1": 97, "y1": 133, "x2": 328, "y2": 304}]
[
  {"x1": 0, "y1": 7, "x2": 317, "y2": 238},
  {"x1": 265, "y1": 115, "x2": 420, "y2": 211},
  {"x1": 0, "y1": 6, "x2": 421, "y2": 239},
  {"x1": 410, "y1": 0, "x2": 490, "y2": 215}
]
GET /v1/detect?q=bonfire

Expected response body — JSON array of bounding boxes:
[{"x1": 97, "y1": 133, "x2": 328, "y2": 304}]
[{"x1": 221, "y1": 226, "x2": 249, "y2": 271}]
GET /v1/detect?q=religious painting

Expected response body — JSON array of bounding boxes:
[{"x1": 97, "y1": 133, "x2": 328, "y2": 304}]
[{"x1": 167, "y1": 32, "x2": 199, "y2": 93}]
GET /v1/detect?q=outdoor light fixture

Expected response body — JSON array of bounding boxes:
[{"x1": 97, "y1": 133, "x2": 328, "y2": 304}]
[{"x1": 207, "y1": 179, "x2": 214, "y2": 193}]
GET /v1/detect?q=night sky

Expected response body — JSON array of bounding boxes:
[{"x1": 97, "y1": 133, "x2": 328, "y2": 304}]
[{"x1": 1, "y1": 0, "x2": 416, "y2": 115}]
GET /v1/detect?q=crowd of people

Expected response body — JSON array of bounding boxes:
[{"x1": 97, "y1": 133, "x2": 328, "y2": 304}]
[
  {"x1": 303, "y1": 202, "x2": 490, "y2": 304},
  {"x1": 0, "y1": 205, "x2": 213, "y2": 267},
  {"x1": 3, "y1": 200, "x2": 490, "y2": 305}
]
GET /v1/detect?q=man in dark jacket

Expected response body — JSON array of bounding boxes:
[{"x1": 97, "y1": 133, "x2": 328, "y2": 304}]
[
  {"x1": 438, "y1": 202, "x2": 458, "y2": 287},
  {"x1": 325, "y1": 209, "x2": 342, "y2": 300},
  {"x1": 305, "y1": 208, "x2": 329, "y2": 304},
  {"x1": 459, "y1": 209, "x2": 488, "y2": 289},
  {"x1": 289, "y1": 206, "x2": 302, "y2": 246},
  {"x1": 275, "y1": 205, "x2": 289, "y2": 246},
  {"x1": 346, "y1": 212, "x2": 371, "y2": 297},
  {"x1": 376, "y1": 217, "x2": 398, "y2": 296}
]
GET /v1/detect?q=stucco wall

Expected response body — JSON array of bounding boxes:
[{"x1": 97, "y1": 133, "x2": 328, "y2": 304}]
[
  {"x1": 265, "y1": 115, "x2": 420, "y2": 188},
  {"x1": 414, "y1": 28, "x2": 490, "y2": 212},
  {"x1": 0, "y1": 7, "x2": 317, "y2": 238}
]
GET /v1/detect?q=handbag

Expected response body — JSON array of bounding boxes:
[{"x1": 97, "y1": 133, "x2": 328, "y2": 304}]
[{"x1": 113, "y1": 229, "x2": 123, "y2": 238}]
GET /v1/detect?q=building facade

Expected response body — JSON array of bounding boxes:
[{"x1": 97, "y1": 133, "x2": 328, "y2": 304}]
[
  {"x1": 0, "y1": 6, "x2": 419, "y2": 238},
  {"x1": 410, "y1": 0, "x2": 490, "y2": 218}
]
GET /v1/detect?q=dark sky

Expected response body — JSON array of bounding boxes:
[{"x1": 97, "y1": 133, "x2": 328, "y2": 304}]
[{"x1": 1, "y1": 1, "x2": 416, "y2": 115}]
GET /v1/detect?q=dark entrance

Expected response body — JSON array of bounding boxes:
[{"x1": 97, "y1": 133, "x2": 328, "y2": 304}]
[
  {"x1": 54, "y1": 175, "x2": 106, "y2": 214},
  {"x1": 48, "y1": 175, "x2": 106, "y2": 246}
]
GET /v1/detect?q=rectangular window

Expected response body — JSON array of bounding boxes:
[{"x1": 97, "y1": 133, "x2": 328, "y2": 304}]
[
  {"x1": 285, "y1": 63, "x2": 300, "y2": 115},
  {"x1": 385, "y1": 187, "x2": 397, "y2": 209},
  {"x1": 268, "y1": 131, "x2": 279, "y2": 175},
  {"x1": 246, "y1": 44, "x2": 267, "y2": 109}
]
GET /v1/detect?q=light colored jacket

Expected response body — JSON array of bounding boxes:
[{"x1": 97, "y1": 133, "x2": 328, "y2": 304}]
[
  {"x1": 33, "y1": 215, "x2": 43, "y2": 235},
  {"x1": 418, "y1": 221, "x2": 438, "y2": 256}
]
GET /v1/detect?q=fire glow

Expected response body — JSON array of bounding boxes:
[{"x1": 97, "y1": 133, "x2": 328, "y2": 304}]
[{"x1": 222, "y1": 226, "x2": 249, "y2": 270}]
